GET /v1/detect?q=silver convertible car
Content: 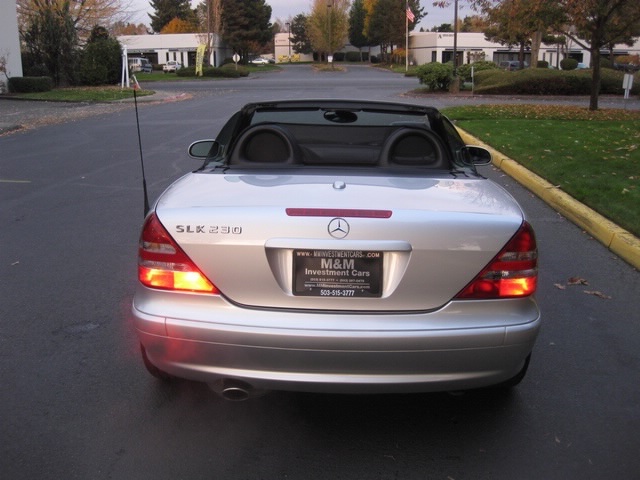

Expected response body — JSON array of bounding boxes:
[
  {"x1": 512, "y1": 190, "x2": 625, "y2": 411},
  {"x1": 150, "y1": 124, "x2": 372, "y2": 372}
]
[{"x1": 132, "y1": 100, "x2": 540, "y2": 400}]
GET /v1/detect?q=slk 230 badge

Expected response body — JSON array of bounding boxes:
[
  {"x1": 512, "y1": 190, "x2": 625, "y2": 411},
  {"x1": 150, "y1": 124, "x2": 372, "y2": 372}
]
[{"x1": 175, "y1": 225, "x2": 242, "y2": 234}]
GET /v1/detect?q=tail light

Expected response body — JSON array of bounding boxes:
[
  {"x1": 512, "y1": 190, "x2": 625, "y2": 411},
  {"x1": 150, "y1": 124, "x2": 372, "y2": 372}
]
[
  {"x1": 138, "y1": 213, "x2": 219, "y2": 294},
  {"x1": 456, "y1": 222, "x2": 537, "y2": 299}
]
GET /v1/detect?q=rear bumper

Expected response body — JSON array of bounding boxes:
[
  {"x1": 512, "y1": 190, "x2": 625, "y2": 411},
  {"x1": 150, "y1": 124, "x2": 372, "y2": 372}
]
[{"x1": 132, "y1": 290, "x2": 541, "y2": 393}]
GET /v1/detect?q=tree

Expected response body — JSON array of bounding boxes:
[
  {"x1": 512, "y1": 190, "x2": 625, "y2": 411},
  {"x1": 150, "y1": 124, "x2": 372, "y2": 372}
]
[
  {"x1": 482, "y1": 0, "x2": 532, "y2": 69},
  {"x1": 21, "y1": 0, "x2": 78, "y2": 85},
  {"x1": 436, "y1": 0, "x2": 639, "y2": 109},
  {"x1": 17, "y1": 0, "x2": 127, "y2": 39},
  {"x1": 111, "y1": 22, "x2": 149, "y2": 36},
  {"x1": 431, "y1": 23, "x2": 453, "y2": 32},
  {"x1": 161, "y1": 17, "x2": 199, "y2": 33},
  {"x1": 307, "y1": 0, "x2": 350, "y2": 61},
  {"x1": 349, "y1": 0, "x2": 370, "y2": 61},
  {"x1": 290, "y1": 14, "x2": 313, "y2": 55},
  {"x1": 461, "y1": 15, "x2": 488, "y2": 32},
  {"x1": 557, "y1": 0, "x2": 640, "y2": 110},
  {"x1": 364, "y1": 0, "x2": 425, "y2": 60},
  {"x1": 149, "y1": 0, "x2": 194, "y2": 33},
  {"x1": 221, "y1": 0, "x2": 272, "y2": 61},
  {"x1": 194, "y1": 0, "x2": 222, "y2": 65},
  {"x1": 79, "y1": 25, "x2": 122, "y2": 85}
]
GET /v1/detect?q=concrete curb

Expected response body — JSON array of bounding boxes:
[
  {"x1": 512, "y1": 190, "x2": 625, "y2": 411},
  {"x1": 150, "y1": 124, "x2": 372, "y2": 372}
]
[{"x1": 458, "y1": 128, "x2": 640, "y2": 270}]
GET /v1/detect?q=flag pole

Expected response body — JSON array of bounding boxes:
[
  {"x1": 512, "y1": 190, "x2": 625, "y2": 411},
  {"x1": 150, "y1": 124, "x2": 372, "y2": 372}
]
[{"x1": 405, "y1": 0, "x2": 409, "y2": 72}]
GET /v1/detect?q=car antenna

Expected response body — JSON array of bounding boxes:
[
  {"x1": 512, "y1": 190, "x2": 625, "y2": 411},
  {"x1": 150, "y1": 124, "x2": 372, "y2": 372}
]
[{"x1": 133, "y1": 83, "x2": 150, "y2": 217}]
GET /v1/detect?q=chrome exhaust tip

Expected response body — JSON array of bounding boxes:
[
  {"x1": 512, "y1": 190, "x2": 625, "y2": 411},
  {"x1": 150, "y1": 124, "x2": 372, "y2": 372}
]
[{"x1": 210, "y1": 379, "x2": 266, "y2": 401}]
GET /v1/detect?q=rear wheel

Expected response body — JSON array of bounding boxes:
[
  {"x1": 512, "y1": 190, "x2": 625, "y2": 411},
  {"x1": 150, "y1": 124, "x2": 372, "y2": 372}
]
[{"x1": 140, "y1": 343, "x2": 174, "y2": 381}]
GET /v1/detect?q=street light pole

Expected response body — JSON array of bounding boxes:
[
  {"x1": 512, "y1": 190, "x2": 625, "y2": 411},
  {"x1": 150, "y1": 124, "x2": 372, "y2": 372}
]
[
  {"x1": 327, "y1": 0, "x2": 333, "y2": 64},
  {"x1": 285, "y1": 22, "x2": 291, "y2": 62},
  {"x1": 450, "y1": 0, "x2": 460, "y2": 93}
]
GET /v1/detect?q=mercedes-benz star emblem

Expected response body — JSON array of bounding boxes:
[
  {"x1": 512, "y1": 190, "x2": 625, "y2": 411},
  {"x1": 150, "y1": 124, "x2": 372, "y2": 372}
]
[{"x1": 328, "y1": 218, "x2": 350, "y2": 239}]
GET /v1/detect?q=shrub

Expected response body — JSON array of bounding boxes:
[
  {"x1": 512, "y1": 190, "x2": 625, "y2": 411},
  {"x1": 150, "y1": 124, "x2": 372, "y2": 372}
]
[
  {"x1": 8, "y1": 76, "x2": 54, "y2": 93},
  {"x1": 79, "y1": 37, "x2": 122, "y2": 86},
  {"x1": 415, "y1": 62, "x2": 453, "y2": 91},
  {"x1": 457, "y1": 60, "x2": 499, "y2": 82},
  {"x1": 537, "y1": 60, "x2": 549, "y2": 68},
  {"x1": 600, "y1": 57, "x2": 613, "y2": 69},
  {"x1": 176, "y1": 64, "x2": 249, "y2": 78},
  {"x1": 333, "y1": 52, "x2": 345, "y2": 62},
  {"x1": 560, "y1": 58, "x2": 578, "y2": 70},
  {"x1": 473, "y1": 68, "x2": 640, "y2": 95}
]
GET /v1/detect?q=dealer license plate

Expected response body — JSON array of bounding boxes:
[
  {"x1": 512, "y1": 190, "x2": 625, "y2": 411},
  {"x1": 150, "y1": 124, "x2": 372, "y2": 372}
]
[{"x1": 293, "y1": 249, "x2": 382, "y2": 297}]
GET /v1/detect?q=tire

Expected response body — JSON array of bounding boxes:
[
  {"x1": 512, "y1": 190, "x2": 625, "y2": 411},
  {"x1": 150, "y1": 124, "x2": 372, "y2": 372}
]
[{"x1": 140, "y1": 343, "x2": 174, "y2": 381}]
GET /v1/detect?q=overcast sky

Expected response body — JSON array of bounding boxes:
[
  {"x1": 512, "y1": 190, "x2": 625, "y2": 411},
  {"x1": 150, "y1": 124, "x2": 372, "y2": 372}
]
[{"x1": 127, "y1": 0, "x2": 459, "y2": 31}]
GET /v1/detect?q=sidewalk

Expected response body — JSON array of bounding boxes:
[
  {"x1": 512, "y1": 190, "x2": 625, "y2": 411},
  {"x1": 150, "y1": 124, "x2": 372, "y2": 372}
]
[{"x1": 457, "y1": 128, "x2": 640, "y2": 270}]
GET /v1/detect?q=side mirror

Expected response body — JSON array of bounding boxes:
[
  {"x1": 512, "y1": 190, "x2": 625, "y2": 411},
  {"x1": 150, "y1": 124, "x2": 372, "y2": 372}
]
[
  {"x1": 466, "y1": 146, "x2": 492, "y2": 166},
  {"x1": 188, "y1": 140, "x2": 219, "y2": 159}
]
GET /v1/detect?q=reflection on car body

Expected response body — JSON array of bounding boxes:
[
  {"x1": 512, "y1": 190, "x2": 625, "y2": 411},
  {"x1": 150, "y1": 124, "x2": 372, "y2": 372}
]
[{"x1": 132, "y1": 100, "x2": 541, "y2": 400}]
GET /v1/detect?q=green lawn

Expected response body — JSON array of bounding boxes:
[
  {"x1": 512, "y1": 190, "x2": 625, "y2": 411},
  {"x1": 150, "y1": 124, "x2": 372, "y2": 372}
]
[
  {"x1": 13, "y1": 86, "x2": 155, "y2": 102},
  {"x1": 442, "y1": 104, "x2": 640, "y2": 237}
]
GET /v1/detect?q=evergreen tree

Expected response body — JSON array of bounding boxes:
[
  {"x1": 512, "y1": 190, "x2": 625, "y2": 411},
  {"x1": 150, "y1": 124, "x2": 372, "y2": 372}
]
[
  {"x1": 80, "y1": 25, "x2": 122, "y2": 85},
  {"x1": 221, "y1": 0, "x2": 272, "y2": 61},
  {"x1": 290, "y1": 14, "x2": 312, "y2": 55},
  {"x1": 149, "y1": 0, "x2": 193, "y2": 33},
  {"x1": 22, "y1": 1, "x2": 78, "y2": 86},
  {"x1": 348, "y1": 0, "x2": 369, "y2": 60}
]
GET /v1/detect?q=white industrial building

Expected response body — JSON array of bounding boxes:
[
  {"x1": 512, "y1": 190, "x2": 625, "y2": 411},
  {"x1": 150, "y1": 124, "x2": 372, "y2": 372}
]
[
  {"x1": 274, "y1": 31, "x2": 640, "y2": 68},
  {"x1": 117, "y1": 33, "x2": 233, "y2": 67},
  {"x1": 0, "y1": 0, "x2": 23, "y2": 92}
]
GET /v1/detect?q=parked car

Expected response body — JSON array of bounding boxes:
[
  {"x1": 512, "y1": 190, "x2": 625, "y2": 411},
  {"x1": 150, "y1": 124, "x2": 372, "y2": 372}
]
[
  {"x1": 249, "y1": 56, "x2": 274, "y2": 65},
  {"x1": 499, "y1": 60, "x2": 528, "y2": 71},
  {"x1": 576, "y1": 62, "x2": 589, "y2": 69},
  {"x1": 132, "y1": 99, "x2": 541, "y2": 400},
  {"x1": 163, "y1": 61, "x2": 182, "y2": 73},
  {"x1": 128, "y1": 57, "x2": 152, "y2": 73}
]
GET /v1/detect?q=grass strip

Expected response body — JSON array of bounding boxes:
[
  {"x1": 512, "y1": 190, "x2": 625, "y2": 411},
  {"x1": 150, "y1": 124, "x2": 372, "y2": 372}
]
[
  {"x1": 442, "y1": 104, "x2": 640, "y2": 237},
  {"x1": 12, "y1": 86, "x2": 155, "y2": 102}
]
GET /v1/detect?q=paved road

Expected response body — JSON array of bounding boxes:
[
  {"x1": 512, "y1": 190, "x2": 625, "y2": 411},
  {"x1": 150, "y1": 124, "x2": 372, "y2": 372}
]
[{"x1": 1, "y1": 65, "x2": 639, "y2": 480}]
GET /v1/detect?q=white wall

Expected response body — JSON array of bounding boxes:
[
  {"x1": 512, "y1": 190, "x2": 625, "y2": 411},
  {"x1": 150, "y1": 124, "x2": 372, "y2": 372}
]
[{"x1": 0, "y1": 0, "x2": 23, "y2": 91}]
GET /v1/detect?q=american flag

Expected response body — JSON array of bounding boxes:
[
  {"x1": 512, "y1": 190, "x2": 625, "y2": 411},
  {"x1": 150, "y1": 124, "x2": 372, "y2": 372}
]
[{"x1": 406, "y1": 6, "x2": 415, "y2": 23}]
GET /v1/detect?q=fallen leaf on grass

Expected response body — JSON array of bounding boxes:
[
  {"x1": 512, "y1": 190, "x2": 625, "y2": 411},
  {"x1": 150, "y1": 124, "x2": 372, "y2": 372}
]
[{"x1": 584, "y1": 290, "x2": 612, "y2": 300}]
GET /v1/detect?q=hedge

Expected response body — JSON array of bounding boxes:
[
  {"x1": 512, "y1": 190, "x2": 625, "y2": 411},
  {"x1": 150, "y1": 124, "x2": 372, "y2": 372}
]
[
  {"x1": 176, "y1": 65, "x2": 249, "y2": 78},
  {"x1": 8, "y1": 76, "x2": 54, "y2": 93},
  {"x1": 474, "y1": 68, "x2": 640, "y2": 95}
]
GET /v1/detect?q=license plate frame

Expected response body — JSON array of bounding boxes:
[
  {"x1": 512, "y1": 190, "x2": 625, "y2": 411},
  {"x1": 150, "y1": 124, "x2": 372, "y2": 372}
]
[{"x1": 293, "y1": 249, "x2": 382, "y2": 298}]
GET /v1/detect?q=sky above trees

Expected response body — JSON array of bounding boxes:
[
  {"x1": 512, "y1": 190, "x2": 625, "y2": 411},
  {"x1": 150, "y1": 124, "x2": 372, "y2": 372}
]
[{"x1": 126, "y1": 0, "x2": 453, "y2": 29}]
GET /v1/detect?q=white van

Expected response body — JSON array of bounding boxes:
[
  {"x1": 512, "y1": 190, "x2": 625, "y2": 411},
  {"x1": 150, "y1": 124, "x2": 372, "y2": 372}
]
[{"x1": 128, "y1": 57, "x2": 152, "y2": 73}]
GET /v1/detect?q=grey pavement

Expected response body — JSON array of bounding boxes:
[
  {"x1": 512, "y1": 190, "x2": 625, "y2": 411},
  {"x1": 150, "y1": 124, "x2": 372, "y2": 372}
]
[
  {"x1": 1, "y1": 86, "x2": 637, "y2": 135},
  {"x1": 0, "y1": 89, "x2": 188, "y2": 135}
]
